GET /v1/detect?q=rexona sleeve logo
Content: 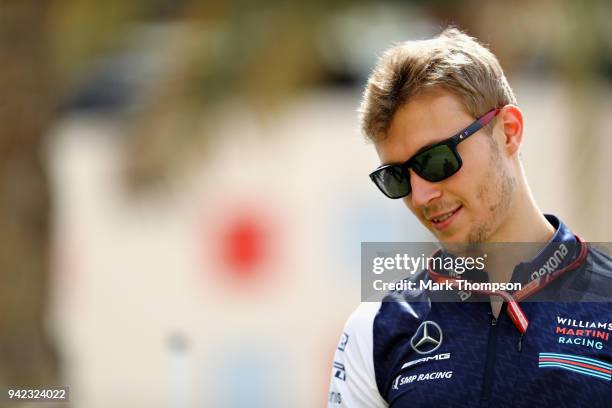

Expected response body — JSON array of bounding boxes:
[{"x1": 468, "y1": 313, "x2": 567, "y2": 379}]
[{"x1": 530, "y1": 244, "x2": 568, "y2": 281}]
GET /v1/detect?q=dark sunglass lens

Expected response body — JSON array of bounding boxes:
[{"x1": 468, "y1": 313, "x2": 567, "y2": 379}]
[
  {"x1": 413, "y1": 145, "x2": 460, "y2": 181},
  {"x1": 374, "y1": 166, "x2": 410, "y2": 198}
]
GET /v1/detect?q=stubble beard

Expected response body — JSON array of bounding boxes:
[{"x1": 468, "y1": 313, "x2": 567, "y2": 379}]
[{"x1": 467, "y1": 146, "x2": 516, "y2": 244}]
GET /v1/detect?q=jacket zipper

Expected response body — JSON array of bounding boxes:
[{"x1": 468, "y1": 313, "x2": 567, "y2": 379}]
[{"x1": 480, "y1": 313, "x2": 498, "y2": 407}]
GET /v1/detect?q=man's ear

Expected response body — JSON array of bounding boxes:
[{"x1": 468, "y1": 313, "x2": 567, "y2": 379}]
[{"x1": 498, "y1": 105, "x2": 523, "y2": 156}]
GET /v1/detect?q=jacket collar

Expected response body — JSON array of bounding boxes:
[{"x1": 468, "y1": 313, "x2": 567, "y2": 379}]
[{"x1": 434, "y1": 214, "x2": 578, "y2": 286}]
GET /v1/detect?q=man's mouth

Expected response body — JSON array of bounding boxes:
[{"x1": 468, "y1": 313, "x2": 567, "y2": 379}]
[{"x1": 428, "y1": 206, "x2": 463, "y2": 230}]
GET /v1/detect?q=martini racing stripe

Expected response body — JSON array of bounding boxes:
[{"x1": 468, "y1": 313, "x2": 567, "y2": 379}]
[
  {"x1": 538, "y1": 353, "x2": 611, "y2": 381},
  {"x1": 539, "y1": 353, "x2": 612, "y2": 370},
  {"x1": 538, "y1": 359, "x2": 609, "y2": 374}
]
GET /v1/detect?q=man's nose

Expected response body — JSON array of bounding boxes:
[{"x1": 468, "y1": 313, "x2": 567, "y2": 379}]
[{"x1": 409, "y1": 170, "x2": 442, "y2": 207}]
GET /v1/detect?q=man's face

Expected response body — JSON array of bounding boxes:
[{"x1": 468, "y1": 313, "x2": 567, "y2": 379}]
[{"x1": 375, "y1": 89, "x2": 515, "y2": 243}]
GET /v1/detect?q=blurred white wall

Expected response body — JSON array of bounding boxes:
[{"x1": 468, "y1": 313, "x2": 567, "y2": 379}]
[{"x1": 47, "y1": 80, "x2": 612, "y2": 407}]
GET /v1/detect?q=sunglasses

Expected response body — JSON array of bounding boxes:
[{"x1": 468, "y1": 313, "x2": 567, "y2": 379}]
[{"x1": 369, "y1": 108, "x2": 501, "y2": 199}]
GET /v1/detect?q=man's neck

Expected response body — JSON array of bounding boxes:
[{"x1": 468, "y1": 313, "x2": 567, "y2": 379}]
[
  {"x1": 485, "y1": 210, "x2": 554, "y2": 284},
  {"x1": 486, "y1": 193, "x2": 555, "y2": 245},
  {"x1": 484, "y1": 185, "x2": 555, "y2": 318}
]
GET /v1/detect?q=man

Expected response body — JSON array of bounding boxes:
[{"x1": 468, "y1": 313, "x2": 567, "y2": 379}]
[{"x1": 328, "y1": 27, "x2": 611, "y2": 407}]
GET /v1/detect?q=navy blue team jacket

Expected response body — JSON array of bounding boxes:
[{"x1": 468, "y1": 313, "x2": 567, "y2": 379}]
[{"x1": 328, "y1": 215, "x2": 612, "y2": 408}]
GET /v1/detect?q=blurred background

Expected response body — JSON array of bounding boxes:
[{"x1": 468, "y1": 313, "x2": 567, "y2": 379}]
[{"x1": 1, "y1": 0, "x2": 611, "y2": 407}]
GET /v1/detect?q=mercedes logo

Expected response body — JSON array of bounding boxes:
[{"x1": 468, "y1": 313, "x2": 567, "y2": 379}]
[{"x1": 410, "y1": 321, "x2": 443, "y2": 354}]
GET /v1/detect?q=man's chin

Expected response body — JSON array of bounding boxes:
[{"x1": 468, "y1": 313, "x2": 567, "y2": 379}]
[
  {"x1": 432, "y1": 225, "x2": 466, "y2": 243},
  {"x1": 437, "y1": 235, "x2": 468, "y2": 245},
  {"x1": 435, "y1": 228, "x2": 486, "y2": 247}
]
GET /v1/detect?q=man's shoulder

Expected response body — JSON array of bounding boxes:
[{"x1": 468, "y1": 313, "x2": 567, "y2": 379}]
[
  {"x1": 342, "y1": 297, "x2": 428, "y2": 341},
  {"x1": 560, "y1": 244, "x2": 612, "y2": 301},
  {"x1": 342, "y1": 302, "x2": 382, "y2": 338},
  {"x1": 587, "y1": 244, "x2": 612, "y2": 277}
]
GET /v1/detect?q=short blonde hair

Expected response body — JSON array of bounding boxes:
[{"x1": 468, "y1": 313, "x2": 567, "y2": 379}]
[{"x1": 359, "y1": 27, "x2": 516, "y2": 142}]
